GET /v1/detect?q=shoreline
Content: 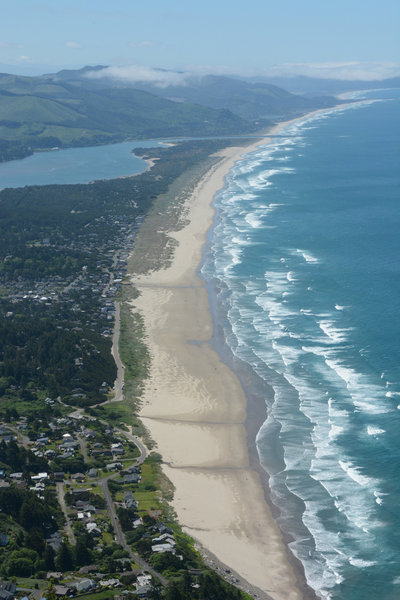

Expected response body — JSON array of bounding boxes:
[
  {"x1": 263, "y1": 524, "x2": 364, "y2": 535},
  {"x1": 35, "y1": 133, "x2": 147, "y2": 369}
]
[{"x1": 126, "y1": 116, "x2": 329, "y2": 599}]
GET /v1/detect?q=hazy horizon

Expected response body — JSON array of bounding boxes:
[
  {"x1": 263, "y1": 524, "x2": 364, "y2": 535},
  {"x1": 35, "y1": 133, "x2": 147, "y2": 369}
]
[{"x1": 2, "y1": 0, "x2": 399, "y2": 80}]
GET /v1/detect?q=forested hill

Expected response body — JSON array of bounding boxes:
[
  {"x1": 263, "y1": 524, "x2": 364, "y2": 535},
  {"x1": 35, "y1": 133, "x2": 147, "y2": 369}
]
[
  {"x1": 0, "y1": 66, "x2": 341, "y2": 162},
  {"x1": 0, "y1": 71, "x2": 251, "y2": 162},
  {"x1": 94, "y1": 72, "x2": 339, "y2": 120}
]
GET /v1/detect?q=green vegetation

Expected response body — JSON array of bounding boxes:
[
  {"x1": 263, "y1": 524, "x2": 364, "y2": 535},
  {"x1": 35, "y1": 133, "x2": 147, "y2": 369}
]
[
  {"x1": 0, "y1": 71, "x2": 253, "y2": 160},
  {"x1": 0, "y1": 136, "x2": 256, "y2": 598},
  {"x1": 0, "y1": 140, "x2": 232, "y2": 407}
]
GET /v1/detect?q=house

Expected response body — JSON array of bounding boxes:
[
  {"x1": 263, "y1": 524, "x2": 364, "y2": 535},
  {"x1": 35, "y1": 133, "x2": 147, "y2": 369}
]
[
  {"x1": 98, "y1": 579, "x2": 120, "y2": 587},
  {"x1": 54, "y1": 586, "x2": 72, "y2": 597},
  {"x1": 132, "y1": 517, "x2": 143, "y2": 529},
  {"x1": 60, "y1": 451, "x2": 75, "y2": 460},
  {"x1": 136, "y1": 574, "x2": 152, "y2": 587},
  {"x1": 152, "y1": 533, "x2": 175, "y2": 546},
  {"x1": 0, "y1": 582, "x2": 16, "y2": 600},
  {"x1": 87, "y1": 468, "x2": 98, "y2": 478},
  {"x1": 0, "y1": 535, "x2": 9, "y2": 547},
  {"x1": 78, "y1": 565, "x2": 98, "y2": 575},
  {"x1": 31, "y1": 472, "x2": 49, "y2": 482},
  {"x1": 123, "y1": 473, "x2": 140, "y2": 484},
  {"x1": 86, "y1": 522, "x2": 101, "y2": 536},
  {"x1": 36, "y1": 436, "x2": 49, "y2": 444},
  {"x1": 135, "y1": 585, "x2": 152, "y2": 598},
  {"x1": 46, "y1": 572, "x2": 63, "y2": 580},
  {"x1": 53, "y1": 472, "x2": 65, "y2": 482},
  {"x1": 112, "y1": 447, "x2": 125, "y2": 456},
  {"x1": 151, "y1": 542, "x2": 176, "y2": 554},
  {"x1": 124, "y1": 491, "x2": 137, "y2": 510},
  {"x1": 72, "y1": 579, "x2": 96, "y2": 593},
  {"x1": 60, "y1": 440, "x2": 78, "y2": 450},
  {"x1": 72, "y1": 473, "x2": 86, "y2": 483},
  {"x1": 106, "y1": 462, "x2": 122, "y2": 471},
  {"x1": 46, "y1": 531, "x2": 63, "y2": 552}
]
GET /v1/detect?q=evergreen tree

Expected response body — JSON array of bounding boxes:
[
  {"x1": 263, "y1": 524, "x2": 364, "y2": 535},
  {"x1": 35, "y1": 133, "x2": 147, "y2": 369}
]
[
  {"x1": 55, "y1": 541, "x2": 75, "y2": 572},
  {"x1": 74, "y1": 538, "x2": 91, "y2": 567},
  {"x1": 44, "y1": 544, "x2": 56, "y2": 570}
]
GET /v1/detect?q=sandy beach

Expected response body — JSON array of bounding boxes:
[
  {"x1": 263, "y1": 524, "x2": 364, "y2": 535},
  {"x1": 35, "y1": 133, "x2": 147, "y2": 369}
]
[{"x1": 128, "y1": 128, "x2": 310, "y2": 599}]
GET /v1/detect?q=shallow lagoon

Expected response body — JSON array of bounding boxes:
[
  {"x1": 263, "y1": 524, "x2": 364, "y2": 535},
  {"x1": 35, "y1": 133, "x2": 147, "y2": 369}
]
[{"x1": 0, "y1": 140, "x2": 163, "y2": 188}]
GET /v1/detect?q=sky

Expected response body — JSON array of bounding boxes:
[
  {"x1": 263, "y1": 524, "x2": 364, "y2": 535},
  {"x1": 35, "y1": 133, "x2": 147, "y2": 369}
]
[{"x1": 1, "y1": 0, "x2": 399, "y2": 79}]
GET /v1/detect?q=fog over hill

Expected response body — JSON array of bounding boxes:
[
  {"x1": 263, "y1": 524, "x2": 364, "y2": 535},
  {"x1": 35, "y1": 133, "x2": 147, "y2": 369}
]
[{"x1": 0, "y1": 63, "x2": 380, "y2": 162}]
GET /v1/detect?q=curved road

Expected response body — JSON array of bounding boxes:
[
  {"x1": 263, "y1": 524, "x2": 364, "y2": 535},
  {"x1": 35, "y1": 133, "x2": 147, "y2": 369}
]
[{"x1": 100, "y1": 473, "x2": 167, "y2": 587}]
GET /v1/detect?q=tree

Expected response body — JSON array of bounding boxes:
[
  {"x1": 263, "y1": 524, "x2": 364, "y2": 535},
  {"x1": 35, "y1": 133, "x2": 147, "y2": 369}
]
[
  {"x1": 46, "y1": 579, "x2": 57, "y2": 600},
  {"x1": 55, "y1": 541, "x2": 75, "y2": 572},
  {"x1": 165, "y1": 582, "x2": 183, "y2": 600},
  {"x1": 74, "y1": 538, "x2": 91, "y2": 567},
  {"x1": 44, "y1": 544, "x2": 56, "y2": 570},
  {"x1": 25, "y1": 528, "x2": 45, "y2": 555}
]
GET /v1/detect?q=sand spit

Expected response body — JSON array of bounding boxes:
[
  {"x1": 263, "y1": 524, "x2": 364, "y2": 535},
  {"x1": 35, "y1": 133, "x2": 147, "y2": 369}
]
[{"x1": 127, "y1": 134, "x2": 309, "y2": 599}]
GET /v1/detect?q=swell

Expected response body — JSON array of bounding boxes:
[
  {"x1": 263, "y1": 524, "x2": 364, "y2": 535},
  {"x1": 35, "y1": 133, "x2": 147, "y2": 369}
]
[{"x1": 200, "y1": 92, "x2": 400, "y2": 600}]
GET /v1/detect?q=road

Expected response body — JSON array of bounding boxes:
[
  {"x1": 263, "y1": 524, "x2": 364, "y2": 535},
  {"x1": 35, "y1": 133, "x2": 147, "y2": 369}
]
[
  {"x1": 100, "y1": 474, "x2": 168, "y2": 587},
  {"x1": 111, "y1": 301, "x2": 125, "y2": 403},
  {"x1": 56, "y1": 481, "x2": 76, "y2": 545},
  {"x1": 76, "y1": 433, "x2": 89, "y2": 463}
]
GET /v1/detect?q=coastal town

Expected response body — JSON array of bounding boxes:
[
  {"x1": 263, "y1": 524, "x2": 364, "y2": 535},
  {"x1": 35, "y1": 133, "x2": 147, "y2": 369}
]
[{"x1": 0, "y1": 142, "x2": 258, "y2": 600}]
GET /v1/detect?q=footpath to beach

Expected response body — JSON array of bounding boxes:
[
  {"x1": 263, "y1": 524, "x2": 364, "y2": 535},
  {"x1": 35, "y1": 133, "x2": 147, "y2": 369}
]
[{"x1": 126, "y1": 130, "x2": 310, "y2": 600}]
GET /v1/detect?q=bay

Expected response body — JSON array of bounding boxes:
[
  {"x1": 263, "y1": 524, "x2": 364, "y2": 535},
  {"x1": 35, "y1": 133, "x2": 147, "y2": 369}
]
[{"x1": 0, "y1": 140, "x2": 163, "y2": 188}]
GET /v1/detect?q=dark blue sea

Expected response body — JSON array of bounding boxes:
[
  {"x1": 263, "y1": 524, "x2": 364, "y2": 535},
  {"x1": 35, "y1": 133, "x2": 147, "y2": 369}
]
[{"x1": 202, "y1": 89, "x2": 400, "y2": 600}]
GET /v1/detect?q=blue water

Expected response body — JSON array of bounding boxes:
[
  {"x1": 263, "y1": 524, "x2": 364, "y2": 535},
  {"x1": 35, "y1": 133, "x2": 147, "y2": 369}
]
[
  {"x1": 0, "y1": 140, "x2": 163, "y2": 188},
  {"x1": 202, "y1": 89, "x2": 400, "y2": 599}
]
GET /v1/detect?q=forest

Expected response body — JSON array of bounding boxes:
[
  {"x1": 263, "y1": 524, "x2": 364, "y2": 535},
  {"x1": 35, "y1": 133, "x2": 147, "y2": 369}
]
[{"x1": 0, "y1": 140, "x2": 232, "y2": 409}]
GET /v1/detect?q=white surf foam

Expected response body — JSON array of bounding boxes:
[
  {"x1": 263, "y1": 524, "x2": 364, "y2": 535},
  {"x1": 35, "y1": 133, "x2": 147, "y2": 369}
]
[
  {"x1": 367, "y1": 426, "x2": 386, "y2": 436},
  {"x1": 295, "y1": 248, "x2": 320, "y2": 264}
]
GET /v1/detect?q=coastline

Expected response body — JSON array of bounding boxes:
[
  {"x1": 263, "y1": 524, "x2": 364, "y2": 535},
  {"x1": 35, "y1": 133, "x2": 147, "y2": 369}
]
[{"x1": 127, "y1": 118, "x2": 324, "y2": 599}]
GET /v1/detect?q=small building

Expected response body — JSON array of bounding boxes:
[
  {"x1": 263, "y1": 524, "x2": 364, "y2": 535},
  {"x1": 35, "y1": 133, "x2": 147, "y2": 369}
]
[
  {"x1": 53, "y1": 586, "x2": 72, "y2": 598},
  {"x1": 123, "y1": 473, "x2": 140, "y2": 484},
  {"x1": 106, "y1": 462, "x2": 122, "y2": 471},
  {"x1": 72, "y1": 579, "x2": 96, "y2": 593},
  {"x1": 151, "y1": 543, "x2": 176, "y2": 554},
  {"x1": 124, "y1": 491, "x2": 137, "y2": 510}
]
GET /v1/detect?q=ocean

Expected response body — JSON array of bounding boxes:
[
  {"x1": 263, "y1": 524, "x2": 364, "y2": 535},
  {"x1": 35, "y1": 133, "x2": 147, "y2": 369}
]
[{"x1": 201, "y1": 89, "x2": 400, "y2": 600}]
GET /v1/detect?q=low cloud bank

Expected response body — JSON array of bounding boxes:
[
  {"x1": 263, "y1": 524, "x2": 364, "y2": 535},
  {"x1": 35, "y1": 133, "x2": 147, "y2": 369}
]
[
  {"x1": 263, "y1": 62, "x2": 400, "y2": 81},
  {"x1": 85, "y1": 65, "x2": 194, "y2": 87},
  {"x1": 85, "y1": 62, "x2": 400, "y2": 87}
]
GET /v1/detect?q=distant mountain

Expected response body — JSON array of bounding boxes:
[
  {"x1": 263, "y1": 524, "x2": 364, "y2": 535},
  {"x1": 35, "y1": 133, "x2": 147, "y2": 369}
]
[
  {"x1": 0, "y1": 70, "x2": 253, "y2": 161},
  {"x1": 0, "y1": 65, "x2": 344, "y2": 162},
  {"x1": 51, "y1": 67, "x2": 340, "y2": 121},
  {"x1": 241, "y1": 75, "x2": 400, "y2": 96}
]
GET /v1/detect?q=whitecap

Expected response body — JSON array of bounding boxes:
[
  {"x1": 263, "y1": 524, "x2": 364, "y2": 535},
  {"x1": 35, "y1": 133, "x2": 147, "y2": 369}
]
[
  {"x1": 296, "y1": 248, "x2": 320, "y2": 264},
  {"x1": 286, "y1": 271, "x2": 297, "y2": 282},
  {"x1": 338, "y1": 460, "x2": 371, "y2": 487},
  {"x1": 348, "y1": 557, "x2": 377, "y2": 568},
  {"x1": 367, "y1": 426, "x2": 386, "y2": 436},
  {"x1": 244, "y1": 213, "x2": 262, "y2": 228},
  {"x1": 318, "y1": 321, "x2": 352, "y2": 344}
]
